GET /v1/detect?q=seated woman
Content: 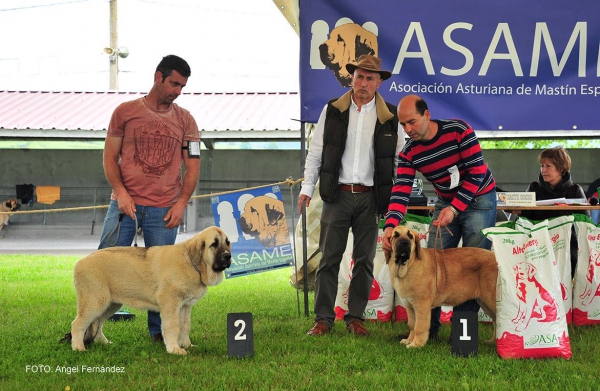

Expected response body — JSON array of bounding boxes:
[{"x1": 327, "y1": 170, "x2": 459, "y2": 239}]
[{"x1": 519, "y1": 146, "x2": 589, "y2": 278}]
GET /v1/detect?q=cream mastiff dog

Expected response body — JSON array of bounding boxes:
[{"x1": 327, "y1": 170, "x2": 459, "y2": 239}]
[
  {"x1": 386, "y1": 226, "x2": 497, "y2": 348},
  {"x1": 69, "y1": 226, "x2": 231, "y2": 355}
]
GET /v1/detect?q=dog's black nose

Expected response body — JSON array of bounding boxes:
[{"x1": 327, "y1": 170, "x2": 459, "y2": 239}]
[
  {"x1": 213, "y1": 252, "x2": 232, "y2": 272},
  {"x1": 394, "y1": 240, "x2": 411, "y2": 265}
]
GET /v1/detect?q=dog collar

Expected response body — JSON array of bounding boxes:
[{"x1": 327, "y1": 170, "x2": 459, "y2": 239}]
[{"x1": 188, "y1": 251, "x2": 202, "y2": 281}]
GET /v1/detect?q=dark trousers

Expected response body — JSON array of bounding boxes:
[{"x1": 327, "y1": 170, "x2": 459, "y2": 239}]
[{"x1": 313, "y1": 190, "x2": 378, "y2": 327}]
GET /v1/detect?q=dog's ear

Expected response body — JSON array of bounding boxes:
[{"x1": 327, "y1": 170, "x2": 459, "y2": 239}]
[
  {"x1": 187, "y1": 233, "x2": 205, "y2": 265},
  {"x1": 384, "y1": 248, "x2": 391, "y2": 264},
  {"x1": 412, "y1": 229, "x2": 421, "y2": 259},
  {"x1": 265, "y1": 202, "x2": 284, "y2": 226}
]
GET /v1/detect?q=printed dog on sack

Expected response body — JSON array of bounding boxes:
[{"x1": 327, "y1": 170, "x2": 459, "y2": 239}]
[
  {"x1": 238, "y1": 196, "x2": 290, "y2": 248},
  {"x1": 0, "y1": 199, "x2": 20, "y2": 234},
  {"x1": 512, "y1": 262, "x2": 560, "y2": 332},
  {"x1": 580, "y1": 249, "x2": 600, "y2": 305},
  {"x1": 385, "y1": 226, "x2": 498, "y2": 348}
]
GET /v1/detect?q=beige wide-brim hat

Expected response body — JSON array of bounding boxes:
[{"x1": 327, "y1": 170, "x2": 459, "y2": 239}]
[{"x1": 346, "y1": 54, "x2": 392, "y2": 80}]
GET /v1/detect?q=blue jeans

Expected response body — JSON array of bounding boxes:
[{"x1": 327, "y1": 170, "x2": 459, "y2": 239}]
[
  {"x1": 426, "y1": 190, "x2": 497, "y2": 334},
  {"x1": 98, "y1": 200, "x2": 178, "y2": 337},
  {"x1": 591, "y1": 209, "x2": 600, "y2": 225}
]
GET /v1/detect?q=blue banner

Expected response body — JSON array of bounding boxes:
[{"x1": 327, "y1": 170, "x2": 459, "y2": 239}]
[
  {"x1": 300, "y1": 0, "x2": 600, "y2": 131},
  {"x1": 211, "y1": 185, "x2": 293, "y2": 278}
]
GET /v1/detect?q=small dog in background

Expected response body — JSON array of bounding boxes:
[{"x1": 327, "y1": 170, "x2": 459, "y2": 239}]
[{"x1": 0, "y1": 199, "x2": 20, "y2": 234}]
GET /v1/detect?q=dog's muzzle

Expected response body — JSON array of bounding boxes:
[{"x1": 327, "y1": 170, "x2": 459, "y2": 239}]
[
  {"x1": 394, "y1": 239, "x2": 412, "y2": 265},
  {"x1": 238, "y1": 218, "x2": 251, "y2": 234},
  {"x1": 212, "y1": 251, "x2": 232, "y2": 272}
]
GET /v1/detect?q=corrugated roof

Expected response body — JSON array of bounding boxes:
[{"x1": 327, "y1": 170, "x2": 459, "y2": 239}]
[{"x1": 0, "y1": 91, "x2": 301, "y2": 139}]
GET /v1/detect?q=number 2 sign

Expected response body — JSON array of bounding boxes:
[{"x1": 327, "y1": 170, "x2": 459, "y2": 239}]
[{"x1": 227, "y1": 313, "x2": 254, "y2": 357}]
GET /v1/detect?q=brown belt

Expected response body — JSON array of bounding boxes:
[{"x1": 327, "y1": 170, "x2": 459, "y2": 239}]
[{"x1": 338, "y1": 184, "x2": 373, "y2": 193}]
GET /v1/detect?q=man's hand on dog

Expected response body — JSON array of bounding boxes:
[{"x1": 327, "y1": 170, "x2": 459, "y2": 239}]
[{"x1": 382, "y1": 226, "x2": 394, "y2": 254}]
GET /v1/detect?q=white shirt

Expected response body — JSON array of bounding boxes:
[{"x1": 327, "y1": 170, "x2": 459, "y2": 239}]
[{"x1": 300, "y1": 96, "x2": 405, "y2": 198}]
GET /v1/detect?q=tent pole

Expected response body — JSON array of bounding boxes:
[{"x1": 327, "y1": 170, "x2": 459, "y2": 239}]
[{"x1": 300, "y1": 121, "x2": 310, "y2": 317}]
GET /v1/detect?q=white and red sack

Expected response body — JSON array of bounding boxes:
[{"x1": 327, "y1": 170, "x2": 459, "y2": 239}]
[
  {"x1": 483, "y1": 221, "x2": 571, "y2": 359},
  {"x1": 573, "y1": 214, "x2": 600, "y2": 326},
  {"x1": 334, "y1": 224, "x2": 394, "y2": 322},
  {"x1": 512, "y1": 215, "x2": 575, "y2": 324}
]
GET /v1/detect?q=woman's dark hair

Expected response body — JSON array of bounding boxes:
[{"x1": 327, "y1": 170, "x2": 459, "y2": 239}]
[{"x1": 538, "y1": 146, "x2": 571, "y2": 174}]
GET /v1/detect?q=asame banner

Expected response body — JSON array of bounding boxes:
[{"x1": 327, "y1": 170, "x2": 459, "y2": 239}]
[
  {"x1": 299, "y1": 0, "x2": 600, "y2": 131},
  {"x1": 211, "y1": 185, "x2": 293, "y2": 278}
]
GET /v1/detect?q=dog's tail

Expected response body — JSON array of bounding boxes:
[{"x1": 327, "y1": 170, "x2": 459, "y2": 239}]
[
  {"x1": 59, "y1": 320, "x2": 99, "y2": 346},
  {"x1": 59, "y1": 332, "x2": 72, "y2": 344}
]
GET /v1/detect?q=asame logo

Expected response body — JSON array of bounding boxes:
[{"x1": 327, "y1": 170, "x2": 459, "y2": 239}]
[
  {"x1": 525, "y1": 333, "x2": 559, "y2": 347},
  {"x1": 589, "y1": 309, "x2": 600, "y2": 318}
]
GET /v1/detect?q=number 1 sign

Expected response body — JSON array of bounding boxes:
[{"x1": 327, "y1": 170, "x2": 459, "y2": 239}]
[{"x1": 451, "y1": 311, "x2": 478, "y2": 357}]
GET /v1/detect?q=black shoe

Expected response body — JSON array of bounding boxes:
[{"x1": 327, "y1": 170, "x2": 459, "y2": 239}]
[{"x1": 151, "y1": 332, "x2": 164, "y2": 342}]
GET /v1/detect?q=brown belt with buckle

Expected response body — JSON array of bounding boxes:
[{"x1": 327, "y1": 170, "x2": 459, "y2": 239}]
[{"x1": 338, "y1": 184, "x2": 373, "y2": 193}]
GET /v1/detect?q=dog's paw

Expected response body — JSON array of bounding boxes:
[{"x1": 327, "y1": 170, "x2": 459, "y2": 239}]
[
  {"x1": 406, "y1": 341, "x2": 425, "y2": 348},
  {"x1": 179, "y1": 338, "x2": 192, "y2": 349},
  {"x1": 168, "y1": 346, "x2": 188, "y2": 355},
  {"x1": 72, "y1": 345, "x2": 86, "y2": 352},
  {"x1": 400, "y1": 338, "x2": 410, "y2": 345}
]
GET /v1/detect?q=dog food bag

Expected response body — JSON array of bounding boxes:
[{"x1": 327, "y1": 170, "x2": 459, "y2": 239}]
[
  {"x1": 573, "y1": 214, "x2": 600, "y2": 326},
  {"x1": 483, "y1": 222, "x2": 572, "y2": 359},
  {"x1": 513, "y1": 216, "x2": 575, "y2": 324},
  {"x1": 393, "y1": 214, "x2": 432, "y2": 322},
  {"x1": 335, "y1": 227, "x2": 394, "y2": 322}
]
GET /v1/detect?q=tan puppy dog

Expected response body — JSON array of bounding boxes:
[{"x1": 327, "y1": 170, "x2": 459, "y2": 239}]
[
  {"x1": 238, "y1": 196, "x2": 290, "y2": 247},
  {"x1": 386, "y1": 226, "x2": 497, "y2": 348},
  {"x1": 69, "y1": 226, "x2": 231, "y2": 355},
  {"x1": 0, "y1": 199, "x2": 20, "y2": 233}
]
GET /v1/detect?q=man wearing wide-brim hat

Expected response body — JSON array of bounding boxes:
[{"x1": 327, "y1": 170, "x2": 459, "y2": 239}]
[{"x1": 298, "y1": 54, "x2": 404, "y2": 336}]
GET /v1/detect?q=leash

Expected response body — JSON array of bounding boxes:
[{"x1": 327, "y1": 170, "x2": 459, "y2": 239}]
[
  {"x1": 427, "y1": 224, "x2": 453, "y2": 294},
  {"x1": 106, "y1": 213, "x2": 139, "y2": 247}
]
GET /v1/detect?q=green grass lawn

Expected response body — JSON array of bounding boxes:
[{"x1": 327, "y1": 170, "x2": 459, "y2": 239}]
[{"x1": 1, "y1": 255, "x2": 599, "y2": 391}]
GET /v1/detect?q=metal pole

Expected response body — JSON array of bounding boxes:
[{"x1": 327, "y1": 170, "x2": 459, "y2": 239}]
[
  {"x1": 109, "y1": 0, "x2": 118, "y2": 90},
  {"x1": 300, "y1": 121, "x2": 309, "y2": 317}
]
